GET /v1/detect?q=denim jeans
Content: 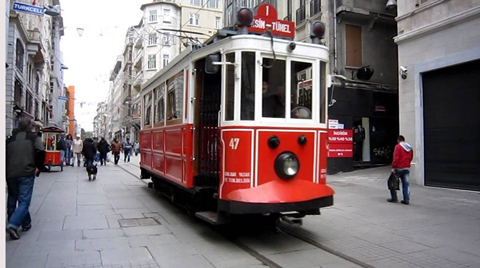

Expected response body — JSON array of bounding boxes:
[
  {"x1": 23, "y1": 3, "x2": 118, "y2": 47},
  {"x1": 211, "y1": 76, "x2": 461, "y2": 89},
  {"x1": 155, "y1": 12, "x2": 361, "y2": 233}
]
[
  {"x1": 390, "y1": 169, "x2": 410, "y2": 202},
  {"x1": 65, "y1": 148, "x2": 71, "y2": 165},
  {"x1": 7, "y1": 176, "x2": 35, "y2": 229},
  {"x1": 85, "y1": 157, "x2": 94, "y2": 167},
  {"x1": 60, "y1": 150, "x2": 65, "y2": 163},
  {"x1": 123, "y1": 150, "x2": 131, "y2": 162}
]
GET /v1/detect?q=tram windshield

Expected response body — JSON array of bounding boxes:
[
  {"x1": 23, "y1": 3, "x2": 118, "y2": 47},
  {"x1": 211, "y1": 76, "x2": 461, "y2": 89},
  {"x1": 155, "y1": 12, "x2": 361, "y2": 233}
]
[{"x1": 238, "y1": 52, "x2": 316, "y2": 121}]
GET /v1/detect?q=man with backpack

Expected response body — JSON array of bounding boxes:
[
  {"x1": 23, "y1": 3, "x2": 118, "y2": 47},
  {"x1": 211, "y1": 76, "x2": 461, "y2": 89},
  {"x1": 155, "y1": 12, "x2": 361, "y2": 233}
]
[{"x1": 6, "y1": 117, "x2": 45, "y2": 240}]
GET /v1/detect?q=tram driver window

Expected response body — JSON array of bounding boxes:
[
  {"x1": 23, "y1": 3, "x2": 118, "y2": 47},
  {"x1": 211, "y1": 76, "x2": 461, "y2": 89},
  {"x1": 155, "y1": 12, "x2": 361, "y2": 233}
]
[
  {"x1": 144, "y1": 93, "x2": 152, "y2": 127},
  {"x1": 262, "y1": 58, "x2": 286, "y2": 118},
  {"x1": 291, "y1": 61, "x2": 313, "y2": 119}
]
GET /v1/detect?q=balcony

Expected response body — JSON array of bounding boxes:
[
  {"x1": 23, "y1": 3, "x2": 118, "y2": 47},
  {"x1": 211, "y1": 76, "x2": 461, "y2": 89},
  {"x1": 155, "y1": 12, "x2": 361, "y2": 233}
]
[
  {"x1": 134, "y1": 50, "x2": 143, "y2": 69},
  {"x1": 310, "y1": 0, "x2": 321, "y2": 17},
  {"x1": 296, "y1": 5, "x2": 306, "y2": 25},
  {"x1": 133, "y1": 71, "x2": 144, "y2": 90}
]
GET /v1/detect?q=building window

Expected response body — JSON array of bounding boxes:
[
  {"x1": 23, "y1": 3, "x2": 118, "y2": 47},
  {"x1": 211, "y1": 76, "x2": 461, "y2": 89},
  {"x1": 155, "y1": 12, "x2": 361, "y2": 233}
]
[
  {"x1": 26, "y1": 92, "x2": 33, "y2": 115},
  {"x1": 163, "y1": 54, "x2": 170, "y2": 68},
  {"x1": 189, "y1": 13, "x2": 200, "y2": 25},
  {"x1": 310, "y1": 0, "x2": 321, "y2": 17},
  {"x1": 148, "y1": 33, "x2": 157, "y2": 45},
  {"x1": 14, "y1": 79, "x2": 22, "y2": 106},
  {"x1": 190, "y1": 0, "x2": 201, "y2": 6},
  {"x1": 208, "y1": 0, "x2": 218, "y2": 8},
  {"x1": 15, "y1": 39, "x2": 24, "y2": 72},
  {"x1": 148, "y1": 54, "x2": 156, "y2": 69},
  {"x1": 215, "y1": 16, "x2": 222, "y2": 29},
  {"x1": 163, "y1": 8, "x2": 171, "y2": 23},
  {"x1": 346, "y1": 24, "x2": 362, "y2": 67},
  {"x1": 296, "y1": 1, "x2": 306, "y2": 25},
  {"x1": 162, "y1": 33, "x2": 172, "y2": 46},
  {"x1": 149, "y1": 10, "x2": 157, "y2": 22}
]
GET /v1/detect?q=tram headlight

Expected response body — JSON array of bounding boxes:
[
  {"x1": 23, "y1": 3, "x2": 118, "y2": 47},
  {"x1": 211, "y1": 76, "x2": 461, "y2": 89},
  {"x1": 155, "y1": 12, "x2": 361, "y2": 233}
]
[{"x1": 275, "y1": 152, "x2": 300, "y2": 179}]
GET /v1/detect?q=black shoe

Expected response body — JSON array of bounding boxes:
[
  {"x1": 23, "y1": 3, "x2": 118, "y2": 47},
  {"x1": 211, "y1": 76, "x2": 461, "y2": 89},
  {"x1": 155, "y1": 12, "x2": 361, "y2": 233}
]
[
  {"x1": 401, "y1": 200, "x2": 409, "y2": 205},
  {"x1": 22, "y1": 224, "x2": 32, "y2": 231},
  {"x1": 7, "y1": 227, "x2": 20, "y2": 240},
  {"x1": 387, "y1": 198, "x2": 398, "y2": 203}
]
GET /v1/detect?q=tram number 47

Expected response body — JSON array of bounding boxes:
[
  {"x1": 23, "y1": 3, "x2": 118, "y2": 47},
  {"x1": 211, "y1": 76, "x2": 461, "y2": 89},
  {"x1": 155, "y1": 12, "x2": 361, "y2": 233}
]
[{"x1": 229, "y1": 138, "x2": 240, "y2": 150}]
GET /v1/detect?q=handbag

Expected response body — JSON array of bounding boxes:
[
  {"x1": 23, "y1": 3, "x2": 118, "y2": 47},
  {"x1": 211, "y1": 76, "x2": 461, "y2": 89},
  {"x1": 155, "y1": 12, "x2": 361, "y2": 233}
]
[{"x1": 387, "y1": 172, "x2": 400, "y2": 190}]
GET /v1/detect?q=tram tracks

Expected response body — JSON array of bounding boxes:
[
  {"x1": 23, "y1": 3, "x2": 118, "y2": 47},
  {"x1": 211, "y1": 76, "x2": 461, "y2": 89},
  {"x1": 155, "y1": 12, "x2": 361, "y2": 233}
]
[
  {"x1": 119, "y1": 166, "x2": 371, "y2": 268},
  {"x1": 222, "y1": 217, "x2": 373, "y2": 268}
]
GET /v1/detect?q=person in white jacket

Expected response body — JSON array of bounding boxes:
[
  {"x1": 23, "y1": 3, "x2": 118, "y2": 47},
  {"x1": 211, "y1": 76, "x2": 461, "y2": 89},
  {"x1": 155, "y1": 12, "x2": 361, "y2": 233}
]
[{"x1": 72, "y1": 135, "x2": 83, "y2": 167}]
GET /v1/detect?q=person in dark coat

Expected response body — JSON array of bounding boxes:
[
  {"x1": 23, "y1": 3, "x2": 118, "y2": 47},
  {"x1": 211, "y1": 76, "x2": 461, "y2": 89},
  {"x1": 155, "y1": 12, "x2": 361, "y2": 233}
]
[
  {"x1": 97, "y1": 137, "x2": 110, "y2": 165},
  {"x1": 82, "y1": 138, "x2": 97, "y2": 168}
]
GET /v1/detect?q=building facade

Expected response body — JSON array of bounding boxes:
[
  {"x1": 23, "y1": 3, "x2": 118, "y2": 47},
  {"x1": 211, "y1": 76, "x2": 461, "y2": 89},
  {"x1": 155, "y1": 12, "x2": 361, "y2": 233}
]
[
  {"x1": 5, "y1": 0, "x2": 66, "y2": 135},
  {"x1": 394, "y1": 0, "x2": 480, "y2": 190},
  {"x1": 102, "y1": 0, "x2": 224, "y2": 143}
]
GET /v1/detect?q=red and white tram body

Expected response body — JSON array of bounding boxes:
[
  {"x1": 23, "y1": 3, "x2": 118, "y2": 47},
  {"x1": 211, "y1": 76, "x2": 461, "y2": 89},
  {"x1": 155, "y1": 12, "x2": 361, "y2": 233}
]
[{"x1": 139, "y1": 31, "x2": 334, "y2": 223}]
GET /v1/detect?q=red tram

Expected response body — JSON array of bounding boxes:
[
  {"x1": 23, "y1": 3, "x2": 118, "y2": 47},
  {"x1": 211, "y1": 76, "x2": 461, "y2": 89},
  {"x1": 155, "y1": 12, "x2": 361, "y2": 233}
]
[{"x1": 139, "y1": 6, "x2": 334, "y2": 224}]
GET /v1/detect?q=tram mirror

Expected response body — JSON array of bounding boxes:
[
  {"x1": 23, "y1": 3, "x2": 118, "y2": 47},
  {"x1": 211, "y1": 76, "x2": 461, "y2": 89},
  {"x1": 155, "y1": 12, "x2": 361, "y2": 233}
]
[{"x1": 205, "y1": 54, "x2": 220, "y2": 74}]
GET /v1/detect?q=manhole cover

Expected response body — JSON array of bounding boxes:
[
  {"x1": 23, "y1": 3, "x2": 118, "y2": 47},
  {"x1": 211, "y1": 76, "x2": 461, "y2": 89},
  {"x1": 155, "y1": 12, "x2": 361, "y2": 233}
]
[{"x1": 118, "y1": 217, "x2": 160, "y2": 228}]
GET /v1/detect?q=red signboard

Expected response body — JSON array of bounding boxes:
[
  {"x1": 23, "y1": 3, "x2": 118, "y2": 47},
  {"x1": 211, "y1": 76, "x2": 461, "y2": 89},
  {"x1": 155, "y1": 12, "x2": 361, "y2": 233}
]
[
  {"x1": 328, "y1": 129, "x2": 353, "y2": 158},
  {"x1": 248, "y1": 4, "x2": 295, "y2": 38}
]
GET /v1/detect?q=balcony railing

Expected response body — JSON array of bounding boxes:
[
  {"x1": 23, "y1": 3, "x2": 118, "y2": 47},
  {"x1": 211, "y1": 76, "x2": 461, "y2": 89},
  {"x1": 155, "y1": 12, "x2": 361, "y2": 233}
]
[
  {"x1": 310, "y1": 0, "x2": 321, "y2": 17},
  {"x1": 296, "y1": 5, "x2": 306, "y2": 25}
]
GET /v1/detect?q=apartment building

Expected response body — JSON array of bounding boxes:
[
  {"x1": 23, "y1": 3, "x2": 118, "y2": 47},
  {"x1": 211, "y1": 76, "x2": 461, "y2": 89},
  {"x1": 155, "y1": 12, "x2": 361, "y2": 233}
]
[
  {"x1": 5, "y1": 0, "x2": 67, "y2": 135},
  {"x1": 103, "y1": 0, "x2": 224, "y2": 143}
]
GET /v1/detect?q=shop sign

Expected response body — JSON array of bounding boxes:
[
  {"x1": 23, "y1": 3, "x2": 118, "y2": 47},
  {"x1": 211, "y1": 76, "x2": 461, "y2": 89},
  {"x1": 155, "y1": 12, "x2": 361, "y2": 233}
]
[
  {"x1": 328, "y1": 129, "x2": 353, "y2": 158},
  {"x1": 13, "y1": 2, "x2": 45, "y2": 16}
]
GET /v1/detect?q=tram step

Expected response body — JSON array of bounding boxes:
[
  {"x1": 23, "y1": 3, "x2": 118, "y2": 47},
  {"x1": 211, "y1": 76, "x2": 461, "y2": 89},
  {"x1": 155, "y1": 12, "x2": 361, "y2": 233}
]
[{"x1": 195, "y1": 211, "x2": 229, "y2": 225}]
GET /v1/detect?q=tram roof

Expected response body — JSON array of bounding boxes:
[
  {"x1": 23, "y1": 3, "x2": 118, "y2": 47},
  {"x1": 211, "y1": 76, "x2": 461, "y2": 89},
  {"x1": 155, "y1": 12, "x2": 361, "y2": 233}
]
[{"x1": 141, "y1": 33, "x2": 329, "y2": 92}]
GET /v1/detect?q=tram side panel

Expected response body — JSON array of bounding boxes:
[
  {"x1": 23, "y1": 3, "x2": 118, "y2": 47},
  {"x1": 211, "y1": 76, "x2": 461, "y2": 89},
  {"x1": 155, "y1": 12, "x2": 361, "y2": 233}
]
[{"x1": 140, "y1": 124, "x2": 194, "y2": 189}]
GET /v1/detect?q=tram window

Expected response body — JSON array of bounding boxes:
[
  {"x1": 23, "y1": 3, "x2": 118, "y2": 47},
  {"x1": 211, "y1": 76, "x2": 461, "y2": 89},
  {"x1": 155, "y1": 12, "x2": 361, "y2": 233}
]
[
  {"x1": 262, "y1": 58, "x2": 286, "y2": 118},
  {"x1": 241, "y1": 52, "x2": 256, "y2": 120},
  {"x1": 144, "y1": 93, "x2": 152, "y2": 126},
  {"x1": 225, "y1": 53, "x2": 235, "y2": 121},
  {"x1": 320, "y1": 61, "x2": 326, "y2": 123},
  {"x1": 291, "y1": 61, "x2": 313, "y2": 119},
  {"x1": 154, "y1": 83, "x2": 165, "y2": 125},
  {"x1": 166, "y1": 70, "x2": 184, "y2": 124}
]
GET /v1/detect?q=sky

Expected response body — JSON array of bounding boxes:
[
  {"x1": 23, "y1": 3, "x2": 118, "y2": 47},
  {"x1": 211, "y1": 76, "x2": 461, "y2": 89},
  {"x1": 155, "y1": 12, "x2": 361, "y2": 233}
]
[{"x1": 60, "y1": 0, "x2": 145, "y2": 131}]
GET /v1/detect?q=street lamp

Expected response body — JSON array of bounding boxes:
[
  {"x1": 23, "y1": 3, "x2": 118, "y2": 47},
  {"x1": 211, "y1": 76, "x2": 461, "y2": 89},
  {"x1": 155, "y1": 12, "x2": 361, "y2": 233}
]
[{"x1": 44, "y1": 5, "x2": 61, "y2": 16}]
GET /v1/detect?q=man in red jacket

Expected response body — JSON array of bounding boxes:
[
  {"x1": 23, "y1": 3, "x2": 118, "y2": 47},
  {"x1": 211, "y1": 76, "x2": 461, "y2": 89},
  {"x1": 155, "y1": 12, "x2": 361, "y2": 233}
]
[{"x1": 388, "y1": 135, "x2": 413, "y2": 205}]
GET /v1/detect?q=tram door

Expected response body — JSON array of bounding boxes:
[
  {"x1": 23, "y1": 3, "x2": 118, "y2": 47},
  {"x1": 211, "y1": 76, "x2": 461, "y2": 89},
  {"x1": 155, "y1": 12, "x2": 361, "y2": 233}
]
[{"x1": 193, "y1": 59, "x2": 222, "y2": 187}]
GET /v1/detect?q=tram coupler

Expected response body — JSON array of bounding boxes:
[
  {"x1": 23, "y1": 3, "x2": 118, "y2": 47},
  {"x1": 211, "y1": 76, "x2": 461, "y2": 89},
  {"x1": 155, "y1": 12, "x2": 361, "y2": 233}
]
[{"x1": 279, "y1": 214, "x2": 303, "y2": 226}]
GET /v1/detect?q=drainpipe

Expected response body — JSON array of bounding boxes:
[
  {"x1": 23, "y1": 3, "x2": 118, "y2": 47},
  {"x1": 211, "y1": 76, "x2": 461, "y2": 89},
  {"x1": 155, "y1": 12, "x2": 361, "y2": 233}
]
[{"x1": 333, "y1": 0, "x2": 338, "y2": 74}]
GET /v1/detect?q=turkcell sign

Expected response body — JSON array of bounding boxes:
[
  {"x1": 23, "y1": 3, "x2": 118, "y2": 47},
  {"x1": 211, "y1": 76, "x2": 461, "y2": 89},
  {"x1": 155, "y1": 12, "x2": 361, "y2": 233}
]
[
  {"x1": 13, "y1": 2, "x2": 45, "y2": 16},
  {"x1": 247, "y1": 4, "x2": 295, "y2": 38}
]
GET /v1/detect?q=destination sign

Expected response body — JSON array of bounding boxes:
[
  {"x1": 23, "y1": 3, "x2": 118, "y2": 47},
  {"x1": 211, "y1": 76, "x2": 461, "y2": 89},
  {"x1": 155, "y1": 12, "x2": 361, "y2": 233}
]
[{"x1": 248, "y1": 4, "x2": 295, "y2": 38}]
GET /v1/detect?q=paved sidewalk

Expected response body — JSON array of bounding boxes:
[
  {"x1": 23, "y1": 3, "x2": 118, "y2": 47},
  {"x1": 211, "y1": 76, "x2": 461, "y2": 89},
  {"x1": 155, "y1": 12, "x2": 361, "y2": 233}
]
[
  {"x1": 292, "y1": 167, "x2": 480, "y2": 268},
  {"x1": 5, "y1": 161, "x2": 265, "y2": 268}
]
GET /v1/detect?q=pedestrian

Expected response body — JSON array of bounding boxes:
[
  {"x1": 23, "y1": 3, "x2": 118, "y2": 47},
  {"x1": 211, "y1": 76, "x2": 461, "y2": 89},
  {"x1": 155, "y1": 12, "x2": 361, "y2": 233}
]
[
  {"x1": 122, "y1": 138, "x2": 133, "y2": 163},
  {"x1": 111, "y1": 138, "x2": 122, "y2": 165},
  {"x1": 97, "y1": 137, "x2": 110, "y2": 165},
  {"x1": 72, "y1": 135, "x2": 83, "y2": 167},
  {"x1": 57, "y1": 134, "x2": 66, "y2": 166},
  {"x1": 82, "y1": 138, "x2": 97, "y2": 168},
  {"x1": 134, "y1": 140, "x2": 140, "y2": 156},
  {"x1": 353, "y1": 123, "x2": 365, "y2": 161},
  {"x1": 6, "y1": 117, "x2": 46, "y2": 240},
  {"x1": 65, "y1": 134, "x2": 73, "y2": 166},
  {"x1": 388, "y1": 135, "x2": 413, "y2": 205}
]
